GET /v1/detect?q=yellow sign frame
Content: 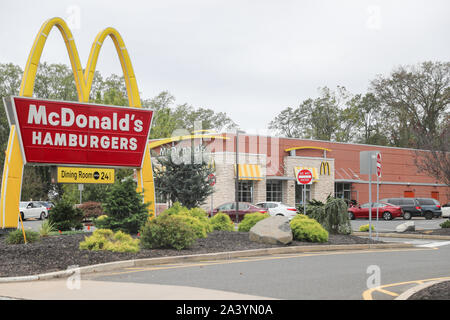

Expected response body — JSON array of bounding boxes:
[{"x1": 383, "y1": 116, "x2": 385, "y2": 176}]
[{"x1": 1, "y1": 17, "x2": 155, "y2": 228}]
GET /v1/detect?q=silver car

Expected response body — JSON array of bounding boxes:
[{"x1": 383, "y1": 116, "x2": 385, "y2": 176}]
[{"x1": 19, "y1": 201, "x2": 48, "y2": 221}]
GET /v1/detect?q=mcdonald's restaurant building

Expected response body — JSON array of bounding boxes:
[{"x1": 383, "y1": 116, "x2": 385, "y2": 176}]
[{"x1": 149, "y1": 133, "x2": 450, "y2": 212}]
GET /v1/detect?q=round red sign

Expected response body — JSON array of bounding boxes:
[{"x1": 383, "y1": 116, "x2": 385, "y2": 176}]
[
  {"x1": 208, "y1": 173, "x2": 216, "y2": 186},
  {"x1": 297, "y1": 169, "x2": 313, "y2": 185}
]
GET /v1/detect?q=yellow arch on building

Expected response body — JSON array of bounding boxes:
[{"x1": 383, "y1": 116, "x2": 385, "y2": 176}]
[{"x1": 1, "y1": 17, "x2": 155, "y2": 229}]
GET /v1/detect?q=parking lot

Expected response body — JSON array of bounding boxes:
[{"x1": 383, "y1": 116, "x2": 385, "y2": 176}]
[
  {"x1": 350, "y1": 217, "x2": 447, "y2": 232},
  {"x1": 20, "y1": 216, "x2": 448, "y2": 234}
]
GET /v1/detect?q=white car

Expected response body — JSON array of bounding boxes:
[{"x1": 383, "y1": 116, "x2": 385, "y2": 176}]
[
  {"x1": 442, "y1": 206, "x2": 450, "y2": 218},
  {"x1": 256, "y1": 202, "x2": 298, "y2": 220},
  {"x1": 19, "y1": 201, "x2": 48, "y2": 221}
]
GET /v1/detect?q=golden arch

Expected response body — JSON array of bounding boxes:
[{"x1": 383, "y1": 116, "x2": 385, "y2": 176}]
[{"x1": 1, "y1": 17, "x2": 155, "y2": 229}]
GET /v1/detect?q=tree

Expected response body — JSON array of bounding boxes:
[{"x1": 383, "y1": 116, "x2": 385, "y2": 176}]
[
  {"x1": 413, "y1": 119, "x2": 450, "y2": 186},
  {"x1": 96, "y1": 178, "x2": 150, "y2": 234},
  {"x1": 153, "y1": 148, "x2": 214, "y2": 209},
  {"x1": 269, "y1": 86, "x2": 357, "y2": 142},
  {"x1": 370, "y1": 61, "x2": 450, "y2": 148},
  {"x1": 143, "y1": 91, "x2": 238, "y2": 139}
]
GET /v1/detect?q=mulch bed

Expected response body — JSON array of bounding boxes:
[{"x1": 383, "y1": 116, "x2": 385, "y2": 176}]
[
  {"x1": 409, "y1": 281, "x2": 450, "y2": 300},
  {"x1": 0, "y1": 231, "x2": 383, "y2": 278}
]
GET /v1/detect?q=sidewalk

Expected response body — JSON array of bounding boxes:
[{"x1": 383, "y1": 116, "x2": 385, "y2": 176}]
[{"x1": 0, "y1": 279, "x2": 274, "y2": 300}]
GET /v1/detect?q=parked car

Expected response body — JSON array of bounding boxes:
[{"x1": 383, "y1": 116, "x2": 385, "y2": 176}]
[
  {"x1": 207, "y1": 202, "x2": 268, "y2": 223},
  {"x1": 442, "y1": 202, "x2": 450, "y2": 218},
  {"x1": 19, "y1": 201, "x2": 48, "y2": 221},
  {"x1": 381, "y1": 197, "x2": 442, "y2": 220},
  {"x1": 255, "y1": 202, "x2": 298, "y2": 220},
  {"x1": 416, "y1": 198, "x2": 442, "y2": 219},
  {"x1": 37, "y1": 201, "x2": 54, "y2": 213},
  {"x1": 380, "y1": 198, "x2": 422, "y2": 220},
  {"x1": 348, "y1": 202, "x2": 403, "y2": 221}
]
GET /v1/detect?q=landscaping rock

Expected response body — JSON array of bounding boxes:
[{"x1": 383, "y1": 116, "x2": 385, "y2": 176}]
[
  {"x1": 396, "y1": 221, "x2": 415, "y2": 233},
  {"x1": 249, "y1": 216, "x2": 293, "y2": 245}
]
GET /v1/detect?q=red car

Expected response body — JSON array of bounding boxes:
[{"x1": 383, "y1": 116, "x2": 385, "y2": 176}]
[
  {"x1": 348, "y1": 202, "x2": 403, "y2": 221},
  {"x1": 208, "y1": 202, "x2": 268, "y2": 223}
]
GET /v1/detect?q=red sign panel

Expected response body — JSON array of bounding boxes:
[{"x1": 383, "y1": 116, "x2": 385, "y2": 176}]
[
  {"x1": 376, "y1": 152, "x2": 381, "y2": 177},
  {"x1": 297, "y1": 169, "x2": 313, "y2": 185},
  {"x1": 8, "y1": 97, "x2": 153, "y2": 168}
]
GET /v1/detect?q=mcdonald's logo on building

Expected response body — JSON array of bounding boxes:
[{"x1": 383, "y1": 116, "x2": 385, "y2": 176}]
[{"x1": 320, "y1": 161, "x2": 330, "y2": 175}]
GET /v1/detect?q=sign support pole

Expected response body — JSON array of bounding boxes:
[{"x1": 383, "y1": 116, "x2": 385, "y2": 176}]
[
  {"x1": 368, "y1": 155, "x2": 372, "y2": 240},
  {"x1": 376, "y1": 174, "x2": 379, "y2": 240}
]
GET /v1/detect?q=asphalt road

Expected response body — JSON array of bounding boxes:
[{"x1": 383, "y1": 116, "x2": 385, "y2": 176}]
[{"x1": 87, "y1": 243, "x2": 450, "y2": 300}]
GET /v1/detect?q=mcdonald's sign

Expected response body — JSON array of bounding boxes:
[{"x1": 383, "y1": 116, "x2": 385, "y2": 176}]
[
  {"x1": 320, "y1": 161, "x2": 330, "y2": 175},
  {"x1": 1, "y1": 17, "x2": 155, "y2": 229}
]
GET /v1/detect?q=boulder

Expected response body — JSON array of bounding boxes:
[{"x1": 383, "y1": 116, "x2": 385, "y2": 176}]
[
  {"x1": 249, "y1": 216, "x2": 293, "y2": 245},
  {"x1": 396, "y1": 221, "x2": 415, "y2": 233}
]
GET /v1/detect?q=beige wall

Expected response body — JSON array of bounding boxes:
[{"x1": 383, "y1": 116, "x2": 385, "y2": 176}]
[
  {"x1": 283, "y1": 156, "x2": 335, "y2": 206},
  {"x1": 201, "y1": 153, "x2": 267, "y2": 210}
]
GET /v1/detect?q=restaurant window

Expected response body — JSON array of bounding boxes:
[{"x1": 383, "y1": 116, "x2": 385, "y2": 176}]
[
  {"x1": 335, "y1": 183, "x2": 352, "y2": 201},
  {"x1": 295, "y1": 184, "x2": 311, "y2": 207},
  {"x1": 238, "y1": 181, "x2": 253, "y2": 203},
  {"x1": 266, "y1": 180, "x2": 282, "y2": 202}
]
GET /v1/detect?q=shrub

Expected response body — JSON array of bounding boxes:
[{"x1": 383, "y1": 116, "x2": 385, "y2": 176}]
[
  {"x1": 162, "y1": 202, "x2": 212, "y2": 235},
  {"x1": 290, "y1": 215, "x2": 329, "y2": 243},
  {"x1": 237, "y1": 212, "x2": 269, "y2": 232},
  {"x1": 359, "y1": 224, "x2": 375, "y2": 232},
  {"x1": 140, "y1": 214, "x2": 196, "y2": 250},
  {"x1": 324, "y1": 198, "x2": 352, "y2": 234},
  {"x1": 39, "y1": 220, "x2": 56, "y2": 237},
  {"x1": 305, "y1": 198, "x2": 352, "y2": 235},
  {"x1": 440, "y1": 220, "x2": 450, "y2": 228},
  {"x1": 48, "y1": 198, "x2": 83, "y2": 231},
  {"x1": 210, "y1": 213, "x2": 235, "y2": 231},
  {"x1": 6, "y1": 229, "x2": 40, "y2": 244},
  {"x1": 170, "y1": 214, "x2": 208, "y2": 239},
  {"x1": 79, "y1": 201, "x2": 104, "y2": 221},
  {"x1": 95, "y1": 178, "x2": 150, "y2": 234},
  {"x1": 79, "y1": 229, "x2": 140, "y2": 253}
]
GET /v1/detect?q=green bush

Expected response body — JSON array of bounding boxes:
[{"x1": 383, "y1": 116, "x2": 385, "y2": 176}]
[
  {"x1": 94, "y1": 178, "x2": 150, "y2": 234},
  {"x1": 6, "y1": 229, "x2": 40, "y2": 244},
  {"x1": 210, "y1": 212, "x2": 235, "y2": 231},
  {"x1": 440, "y1": 220, "x2": 450, "y2": 228},
  {"x1": 48, "y1": 198, "x2": 83, "y2": 231},
  {"x1": 79, "y1": 229, "x2": 140, "y2": 253},
  {"x1": 305, "y1": 198, "x2": 351, "y2": 235},
  {"x1": 170, "y1": 214, "x2": 208, "y2": 239},
  {"x1": 237, "y1": 212, "x2": 269, "y2": 232},
  {"x1": 290, "y1": 215, "x2": 329, "y2": 243},
  {"x1": 162, "y1": 202, "x2": 212, "y2": 235},
  {"x1": 359, "y1": 224, "x2": 375, "y2": 232},
  {"x1": 140, "y1": 214, "x2": 196, "y2": 250}
]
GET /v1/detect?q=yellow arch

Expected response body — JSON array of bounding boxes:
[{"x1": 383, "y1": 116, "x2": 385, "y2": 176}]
[
  {"x1": 149, "y1": 134, "x2": 229, "y2": 150},
  {"x1": 1, "y1": 17, "x2": 155, "y2": 229},
  {"x1": 284, "y1": 146, "x2": 332, "y2": 152}
]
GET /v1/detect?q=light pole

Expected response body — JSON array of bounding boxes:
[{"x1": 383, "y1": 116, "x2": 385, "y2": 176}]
[{"x1": 235, "y1": 129, "x2": 245, "y2": 224}]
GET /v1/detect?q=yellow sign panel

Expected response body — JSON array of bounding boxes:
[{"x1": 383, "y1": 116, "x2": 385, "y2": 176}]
[{"x1": 57, "y1": 167, "x2": 115, "y2": 184}]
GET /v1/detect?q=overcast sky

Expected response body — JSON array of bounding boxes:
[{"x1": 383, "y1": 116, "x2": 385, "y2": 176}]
[{"x1": 0, "y1": 0, "x2": 449, "y2": 134}]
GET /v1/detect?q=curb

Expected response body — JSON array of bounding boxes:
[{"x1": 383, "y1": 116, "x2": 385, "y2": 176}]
[
  {"x1": 352, "y1": 232, "x2": 450, "y2": 240},
  {"x1": 0, "y1": 243, "x2": 413, "y2": 283},
  {"x1": 395, "y1": 279, "x2": 450, "y2": 300}
]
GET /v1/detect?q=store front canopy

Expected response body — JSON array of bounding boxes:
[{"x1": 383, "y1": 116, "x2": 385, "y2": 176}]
[{"x1": 234, "y1": 164, "x2": 263, "y2": 181}]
